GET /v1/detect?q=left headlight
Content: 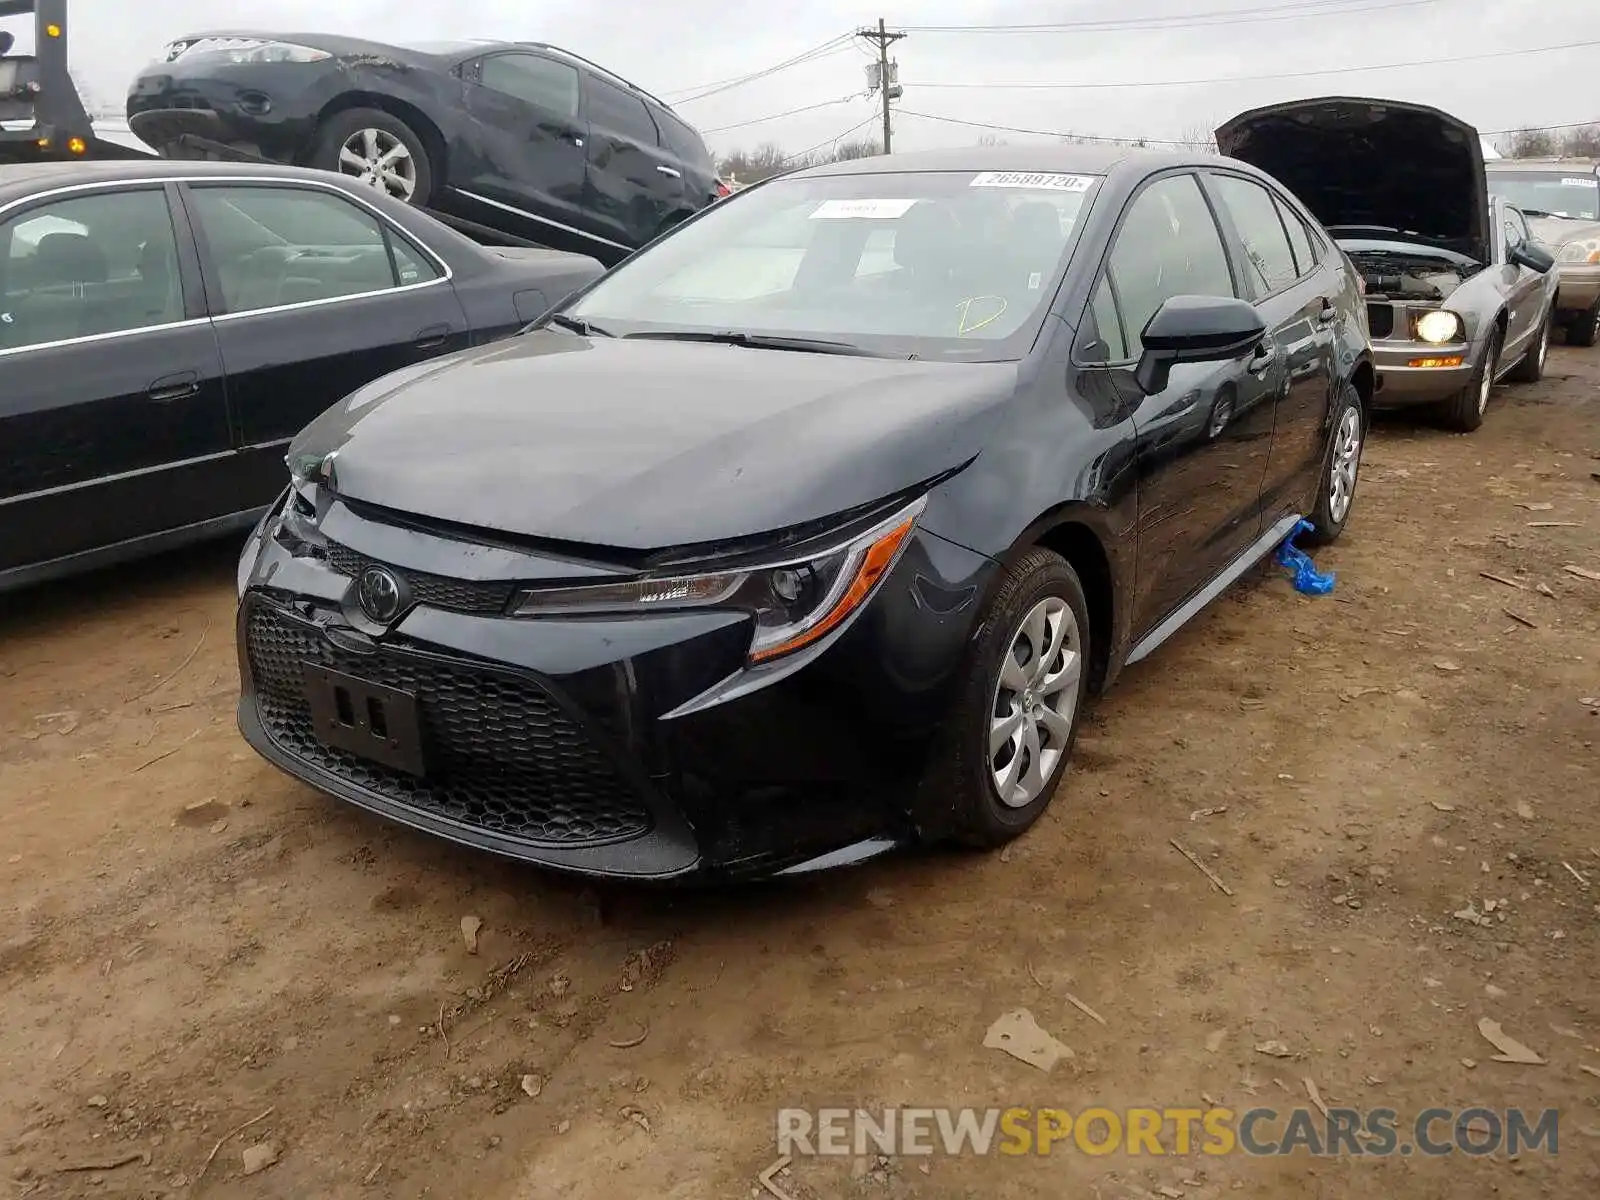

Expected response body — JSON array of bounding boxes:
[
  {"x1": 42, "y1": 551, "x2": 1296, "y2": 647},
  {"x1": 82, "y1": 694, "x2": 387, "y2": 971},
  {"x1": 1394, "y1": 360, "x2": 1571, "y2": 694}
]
[
  {"x1": 513, "y1": 496, "x2": 926, "y2": 664},
  {"x1": 1413, "y1": 309, "x2": 1464, "y2": 344},
  {"x1": 1560, "y1": 238, "x2": 1600, "y2": 265}
]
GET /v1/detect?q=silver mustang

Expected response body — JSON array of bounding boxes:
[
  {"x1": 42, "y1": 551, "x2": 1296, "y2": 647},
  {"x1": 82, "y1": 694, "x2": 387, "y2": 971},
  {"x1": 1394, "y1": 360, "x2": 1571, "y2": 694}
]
[{"x1": 1218, "y1": 96, "x2": 1558, "y2": 432}]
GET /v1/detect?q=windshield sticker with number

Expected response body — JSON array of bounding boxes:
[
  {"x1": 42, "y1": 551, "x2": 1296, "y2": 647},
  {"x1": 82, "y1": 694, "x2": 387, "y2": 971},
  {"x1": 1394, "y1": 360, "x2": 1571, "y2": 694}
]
[
  {"x1": 1561, "y1": 177, "x2": 1597, "y2": 187},
  {"x1": 969, "y1": 171, "x2": 1096, "y2": 192},
  {"x1": 809, "y1": 199, "x2": 917, "y2": 219}
]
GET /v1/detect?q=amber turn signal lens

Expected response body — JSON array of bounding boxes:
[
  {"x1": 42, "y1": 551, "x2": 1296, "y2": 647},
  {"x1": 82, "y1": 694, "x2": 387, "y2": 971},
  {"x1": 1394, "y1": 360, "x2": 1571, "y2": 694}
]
[{"x1": 1406, "y1": 356, "x2": 1464, "y2": 368}]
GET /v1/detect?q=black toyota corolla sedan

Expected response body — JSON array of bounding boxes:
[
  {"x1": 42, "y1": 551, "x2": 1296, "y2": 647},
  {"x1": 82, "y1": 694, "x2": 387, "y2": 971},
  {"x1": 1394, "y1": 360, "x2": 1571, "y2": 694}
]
[{"x1": 235, "y1": 146, "x2": 1375, "y2": 881}]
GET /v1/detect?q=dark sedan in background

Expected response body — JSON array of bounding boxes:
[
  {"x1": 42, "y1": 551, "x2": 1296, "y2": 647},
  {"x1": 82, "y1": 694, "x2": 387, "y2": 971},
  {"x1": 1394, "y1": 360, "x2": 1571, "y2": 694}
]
[
  {"x1": 236, "y1": 146, "x2": 1374, "y2": 882},
  {"x1": 0, "y1": 158, "x2": 602, "y2": 592},
  {"x1": 125, "y1": 32, "x2": 725, "y2": 264}
]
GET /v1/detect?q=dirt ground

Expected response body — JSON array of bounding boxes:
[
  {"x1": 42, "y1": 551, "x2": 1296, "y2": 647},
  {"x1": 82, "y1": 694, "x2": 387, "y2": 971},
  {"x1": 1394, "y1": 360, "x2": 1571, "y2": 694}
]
[{"x1": 2, "y1": 347, "x2": 1598, "y2": 1200}]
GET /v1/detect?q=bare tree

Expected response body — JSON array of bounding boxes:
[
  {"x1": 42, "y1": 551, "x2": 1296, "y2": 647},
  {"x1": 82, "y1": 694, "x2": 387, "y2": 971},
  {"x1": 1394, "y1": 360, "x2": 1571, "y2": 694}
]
[
  {"x1": 715, "y1": 142, "x2": 793, "y2": 183},
  {"x1": 1178, "y1": 122, "x2": 1218, "y2": 153},
  {"x1": 976, "y1": 133, "x2": 1007, "y2": 147},
  {"x1": 827, "y1": 137, "x2": 882, "y2": 162},
  {"x1": 1561, "y1": 124, "x2": 1600, "y2": 157},
  {"x1": 1506, "y1": 127, "x2": 1556, "y2": 158}
]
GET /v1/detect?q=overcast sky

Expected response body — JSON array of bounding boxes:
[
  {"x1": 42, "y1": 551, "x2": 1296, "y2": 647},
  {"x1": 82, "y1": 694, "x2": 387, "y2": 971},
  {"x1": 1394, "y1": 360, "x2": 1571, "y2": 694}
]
[{"x1": 3, "y1": 0, "x2": 1592, "y2": 154}]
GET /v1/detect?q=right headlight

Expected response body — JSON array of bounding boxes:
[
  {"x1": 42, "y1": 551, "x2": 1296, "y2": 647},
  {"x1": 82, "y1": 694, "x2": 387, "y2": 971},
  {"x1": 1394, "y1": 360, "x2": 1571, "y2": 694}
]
[
  {"x1": 1413, "y1": 309, "x2": 1464, "y2": 344},
  {"x1": 1559, "y1": 238, "x2": 1600, "y2": 264},
  {"x1": 513, "y1": 497, "x2": 925, "y2": 665}
]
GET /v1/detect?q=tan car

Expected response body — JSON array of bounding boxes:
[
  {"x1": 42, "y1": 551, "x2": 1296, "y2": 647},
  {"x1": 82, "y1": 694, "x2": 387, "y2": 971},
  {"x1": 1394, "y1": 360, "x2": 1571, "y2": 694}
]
[{"x1": 1486, "y1": 158, "x2": 1600, "y2": 346}]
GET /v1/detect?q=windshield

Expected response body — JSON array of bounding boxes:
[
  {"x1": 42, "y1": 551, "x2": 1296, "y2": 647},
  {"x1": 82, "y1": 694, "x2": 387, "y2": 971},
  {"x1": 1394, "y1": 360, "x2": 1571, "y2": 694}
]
[
  {"x1": 564, "y1": 169, "x2": 1101, "y2": 361},
  {"x1": 1487, "y1": 172, "x2": 1599, "y2": 220}
]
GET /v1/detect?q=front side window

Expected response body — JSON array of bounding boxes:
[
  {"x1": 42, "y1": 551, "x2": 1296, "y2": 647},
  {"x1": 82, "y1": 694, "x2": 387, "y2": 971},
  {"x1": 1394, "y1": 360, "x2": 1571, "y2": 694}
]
[
  {"x1": 0, "y1": 188, "x2": 183, "y2": 352},
  {"x1": 1105, "y1": 173, "x2": 1236, "y2": 355},
  {"x1": 479, "y1": 53, "x2": 580, "y2": 119},
  {"x1": 186, "y1": 185, "x2": 437, "y2": 312},
  {"x1": 1211, "y1": 174, "x2": 1299, "y2": 295},
  {"x1": 564, "y1": 169, "x2": 1102, "y2": 361},
  {"x1": 586, "y1": 76, "x2": 660, "y2": 147},
  {"x1": 1487, "y1": 172, "x2": 1600, "y2": 221}
]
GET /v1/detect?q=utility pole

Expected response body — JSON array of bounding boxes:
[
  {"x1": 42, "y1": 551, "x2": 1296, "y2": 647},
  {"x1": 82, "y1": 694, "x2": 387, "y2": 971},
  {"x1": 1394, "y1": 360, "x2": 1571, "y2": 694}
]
[{"x1": 859, "y1": 19, "x2": 905, "y2": 153}]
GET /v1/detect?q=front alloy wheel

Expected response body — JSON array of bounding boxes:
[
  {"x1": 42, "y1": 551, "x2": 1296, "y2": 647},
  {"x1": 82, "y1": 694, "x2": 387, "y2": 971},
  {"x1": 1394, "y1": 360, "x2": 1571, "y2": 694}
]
[
  {"x1": 339, "y1": 128, "x2": 418, "y2": 202},
  {"x1": 990, "y1": 596, "x2": 1082, "y2": 808},
  {"x1": 926, "y1": 547, "x2": 1092, "y2": 848}
]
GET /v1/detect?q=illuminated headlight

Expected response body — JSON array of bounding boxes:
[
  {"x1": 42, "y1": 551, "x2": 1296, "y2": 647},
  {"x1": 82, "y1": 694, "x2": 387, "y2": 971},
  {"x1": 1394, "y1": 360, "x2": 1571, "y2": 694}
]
[
  {"x1": 170, "y1": 37, "x2": 331, "y2": 64},
  {"x1": 1413, "y1": 310, "x2": 1464, "y2": 344},
  {"x1": 513, "y1": 497, "x2": 925, "y2": 664},
  {"x1": 1559, "y1": 238, "x2": 1600, "y2": 264}
]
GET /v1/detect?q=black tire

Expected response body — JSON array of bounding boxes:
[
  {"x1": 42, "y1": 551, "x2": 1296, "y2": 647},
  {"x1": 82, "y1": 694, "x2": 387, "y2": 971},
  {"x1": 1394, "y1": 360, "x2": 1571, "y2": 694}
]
[
  {"x1": 1568, "y1": 301, "x2": 1600, "y2": 349},
  {"x1": 310, "y1": 107, "x2": 435, "y2": 207},
  {"x1": 1301, "y1": 381, "x2": 1364, "y2": 547},
  {"x1": 923, "y1": 547, "x2": 1092, "y2": 848},
  {"x1": 1437, "y1": 326, "x2": 1500, "y2": 433},
  {"x1": 1507, "y1": 311, "x2": 1551, "y2": 383}
]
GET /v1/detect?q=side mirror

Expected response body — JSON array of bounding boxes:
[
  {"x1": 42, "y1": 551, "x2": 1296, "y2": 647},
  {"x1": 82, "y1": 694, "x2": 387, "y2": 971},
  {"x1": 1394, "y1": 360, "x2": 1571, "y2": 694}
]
[
  {"x1": 0, "y1": 32, "x2": 14, "y2": 56},
  {"x1": 1510, "y1": 242, "x2": 1555, "y2": 274},
  {"x1": 1133, "y1": 295, "x2": 1267, "y2": 395}
]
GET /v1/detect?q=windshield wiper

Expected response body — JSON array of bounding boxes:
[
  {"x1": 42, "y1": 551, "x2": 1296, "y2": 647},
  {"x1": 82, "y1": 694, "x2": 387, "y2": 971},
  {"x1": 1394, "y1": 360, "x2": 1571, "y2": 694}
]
[
  {"x1": 1517, "y1": 208, "x2": 1557, "y2": 218},
  {"x1": 621, "y1": 329, "x2": 871, "y2": 355},
  {"x1": 542, "y1": 313, "x2": 616, "y2": 338}
]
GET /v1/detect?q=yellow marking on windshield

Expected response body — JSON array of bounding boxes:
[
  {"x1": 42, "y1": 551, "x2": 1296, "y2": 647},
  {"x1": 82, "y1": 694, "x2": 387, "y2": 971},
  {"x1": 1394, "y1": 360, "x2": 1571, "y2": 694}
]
[{"x1": 957, "y1": 296, "x2": 1007, "y2": 335}]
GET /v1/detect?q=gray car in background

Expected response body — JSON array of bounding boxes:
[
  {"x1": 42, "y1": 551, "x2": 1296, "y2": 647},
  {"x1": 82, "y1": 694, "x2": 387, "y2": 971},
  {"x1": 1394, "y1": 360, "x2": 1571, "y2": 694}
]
[
  {"x1": 1487, "y1": 158, "x2": 1600, "y2": 346},
  {"x1": 1218, "y1": 96, "x2": 1558, "y2": 432}
]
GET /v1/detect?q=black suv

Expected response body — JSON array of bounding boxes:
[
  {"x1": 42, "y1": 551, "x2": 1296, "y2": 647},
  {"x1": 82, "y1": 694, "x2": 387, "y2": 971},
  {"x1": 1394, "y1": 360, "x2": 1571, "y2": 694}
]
[{"x1": 126, "y1": 33, "x2": 722, "y2": 264}]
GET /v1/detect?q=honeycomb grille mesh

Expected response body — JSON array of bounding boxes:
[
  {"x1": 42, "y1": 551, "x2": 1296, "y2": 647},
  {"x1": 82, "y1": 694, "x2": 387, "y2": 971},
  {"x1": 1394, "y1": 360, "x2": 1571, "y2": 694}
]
[
  {"x1": 245, "y1": 602, "x2": 653, "y2": 846},
  {"x1": 324, "y1": 541, "x2": 516, "y2": 615}
]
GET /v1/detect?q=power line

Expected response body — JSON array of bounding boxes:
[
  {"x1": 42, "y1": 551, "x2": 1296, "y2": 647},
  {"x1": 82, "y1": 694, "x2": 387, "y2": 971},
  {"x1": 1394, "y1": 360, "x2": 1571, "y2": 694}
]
[
  {"x1": 895, "y1": 106, "x2": 1600, "y2": 147},
  {"x1": 666, "y1": 35, "x2": 854, "y2": 103},
  {"x1": 903, "y1": 0, "x2": 1439, "y2": 33},
  {"x1": 907, "y1": 36, "x2": 1600, "y2": 90},
  {"x1": 783, "y1": 113, "x2": 881, "y2": 164},
  {"x1": 701, "y1": 95, "x2": 860, "y2": 135},
  {"x1": 895, "y1": 109, "x2": 1196, "y2": 146}
]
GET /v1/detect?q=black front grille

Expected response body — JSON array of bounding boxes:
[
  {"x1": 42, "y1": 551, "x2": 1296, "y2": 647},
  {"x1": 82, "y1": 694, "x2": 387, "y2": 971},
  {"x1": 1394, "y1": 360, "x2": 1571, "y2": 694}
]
[
  {"x1": 1366, "y1": 301, "x2": 1395, "y2": 340},
  {"x1": 245, "y1": 602, "x2": 654, "y2": 846},
  {"x1": 325, "y1": 540, "x2": 516, "y2": 616}
]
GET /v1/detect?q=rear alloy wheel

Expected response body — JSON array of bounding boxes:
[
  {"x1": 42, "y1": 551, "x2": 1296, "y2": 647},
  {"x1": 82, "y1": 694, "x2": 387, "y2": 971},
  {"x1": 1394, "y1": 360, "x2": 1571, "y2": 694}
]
[
  {"x1": 928, "y1": 548, "x2": 1092, "y2": 848},
  {"x1": 1438, "y1": 327, "x2": 1500, "y2": 433},
  {"x1": 1568, "y1": 301, "x2": 1600, "y2": 349},
  {"x1": 311, "y1": 107, "x2": 435, "y2": 207},
  {"x1": 1302, "y1": 381, "x2": 1363, "y2": 546},
  {"x1": 1507, "y1": 311, "x2": 1551, "y2": 383}
]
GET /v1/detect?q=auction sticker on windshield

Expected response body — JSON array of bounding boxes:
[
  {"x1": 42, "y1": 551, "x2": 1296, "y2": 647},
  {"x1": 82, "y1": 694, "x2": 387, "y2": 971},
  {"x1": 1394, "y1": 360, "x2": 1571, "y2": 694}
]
[
  {"x1": 810, "y1": 198, "x2": 917, "y2": 219},
  {"x1": 970, "y1": 172, "x2": 1096, "y2": 192},
  {"x1": 1561, "y1": 177, "x2": 1596, "y2": 187}
]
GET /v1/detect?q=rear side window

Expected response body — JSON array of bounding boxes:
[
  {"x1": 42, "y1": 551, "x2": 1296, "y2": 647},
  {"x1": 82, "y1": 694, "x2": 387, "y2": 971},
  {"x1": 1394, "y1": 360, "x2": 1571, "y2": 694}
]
[
  {"x1": 587, "y1": 76, "x2": 660, "y2": 147},
  {"x1": 655, "y1": 108, "x2": 712, "y2": 168},
  {"x1": 479, "y1": 53, "x2": 580, "y2": 119},
  {"x1": 0, "y1": 188, "x2": 183, "y2": 351},
  {"x1": 1212, "y1": 174, "x2": 1299, "y2": 295},
  {"x1": 1275, "y1": 196, "x2": 1318, "y2": 276},
  {"x1": 187, "y1": 185, "x2": 440, "y2": 313}
]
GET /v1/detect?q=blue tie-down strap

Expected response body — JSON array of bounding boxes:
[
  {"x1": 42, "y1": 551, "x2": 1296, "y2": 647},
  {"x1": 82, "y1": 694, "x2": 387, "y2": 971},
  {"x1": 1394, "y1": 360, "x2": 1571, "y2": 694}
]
[{"x1": 1274, "y1": 518, "x2": 1336, "y2": 595}]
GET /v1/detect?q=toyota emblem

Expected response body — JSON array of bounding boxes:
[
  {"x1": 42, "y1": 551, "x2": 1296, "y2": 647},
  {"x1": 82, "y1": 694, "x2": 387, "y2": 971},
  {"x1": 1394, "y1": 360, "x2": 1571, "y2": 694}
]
[{"x1": 357, "y1": 565, "x2": 405, "y2": 623}]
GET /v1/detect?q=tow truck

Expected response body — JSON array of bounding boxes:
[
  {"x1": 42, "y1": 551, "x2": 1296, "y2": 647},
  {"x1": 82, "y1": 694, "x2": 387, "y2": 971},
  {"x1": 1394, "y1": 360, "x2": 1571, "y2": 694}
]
[{"x1": 0, "y1": 0, "x2": 156, "y2": 163}]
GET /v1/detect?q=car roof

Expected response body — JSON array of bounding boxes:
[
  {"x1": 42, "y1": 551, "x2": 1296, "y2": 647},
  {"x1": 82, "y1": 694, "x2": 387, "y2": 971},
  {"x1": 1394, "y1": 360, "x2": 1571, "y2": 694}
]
[
  {"x1": 0, "y1": 158, "x2": 366, "y2": 206},
  {"x1": 787, "y1": 144, "x2": 1224, "y2": 181}
]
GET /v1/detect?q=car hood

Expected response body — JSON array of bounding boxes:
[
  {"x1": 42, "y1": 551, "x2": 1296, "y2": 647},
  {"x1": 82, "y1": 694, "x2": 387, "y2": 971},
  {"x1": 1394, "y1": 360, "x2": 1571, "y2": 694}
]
[
  {"x1": 287, "y1": 332, "x2": 1018, "y2": 552},
  {"x1": 1215, "y1": 96, "x2": 1492, "y2": 265},
  {"x1": 1526, "y1": 215, "x2": 1600, "y2": 251}
]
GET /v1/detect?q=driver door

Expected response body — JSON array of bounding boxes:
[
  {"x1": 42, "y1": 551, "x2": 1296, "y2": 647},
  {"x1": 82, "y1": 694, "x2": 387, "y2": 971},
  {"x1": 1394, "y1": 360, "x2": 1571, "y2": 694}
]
[{"x1": 1498, "y1": 201, "x2": 1543, "y2": 359}]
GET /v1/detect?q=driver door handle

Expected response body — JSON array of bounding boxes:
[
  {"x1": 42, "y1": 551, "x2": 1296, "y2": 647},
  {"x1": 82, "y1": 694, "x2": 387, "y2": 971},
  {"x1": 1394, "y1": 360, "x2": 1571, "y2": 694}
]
[{"x1": 656, "y1": 165, "x2": 682, "y2": 178}]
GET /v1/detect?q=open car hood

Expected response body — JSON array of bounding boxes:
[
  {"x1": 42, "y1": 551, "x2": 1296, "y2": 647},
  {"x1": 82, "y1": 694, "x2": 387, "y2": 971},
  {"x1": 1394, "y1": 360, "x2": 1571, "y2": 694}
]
[{"x1": 1215, "y1": 96, "x2": 1492, "y2": 265}]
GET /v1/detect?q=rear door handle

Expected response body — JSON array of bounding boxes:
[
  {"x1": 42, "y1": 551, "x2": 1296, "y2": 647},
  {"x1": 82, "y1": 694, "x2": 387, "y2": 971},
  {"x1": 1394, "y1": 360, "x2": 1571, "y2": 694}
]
[
  {"x1": 656, "y1": 165, "x2": 682, "y2": 179},
  {"x1": 148, "y1": 371, "x2": 199, "y2": 402},
  {"x1": 413, "y1": 324, "x2": 451, "y2": 350}
]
